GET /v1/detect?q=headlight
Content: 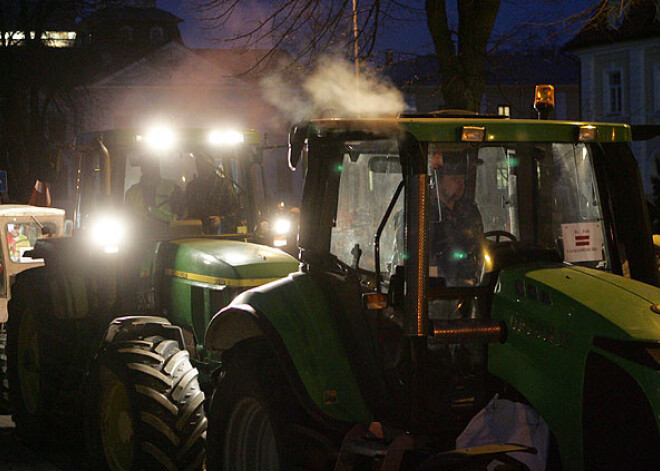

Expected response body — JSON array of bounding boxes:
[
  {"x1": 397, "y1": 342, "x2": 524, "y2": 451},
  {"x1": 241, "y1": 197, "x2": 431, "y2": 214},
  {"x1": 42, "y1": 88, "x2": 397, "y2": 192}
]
[
  {"x1": 89, "y1": 216, "x2": 127, "y2": 253},
  {"x1": 273, "y1": 218, "x2": 291, "y2": 235},
  {"x1": 208, "y1": 130, "x2": 244, "y2": 146},
  {"x1": 138, "y1": 126, "x2": 177, "y2": 150}
]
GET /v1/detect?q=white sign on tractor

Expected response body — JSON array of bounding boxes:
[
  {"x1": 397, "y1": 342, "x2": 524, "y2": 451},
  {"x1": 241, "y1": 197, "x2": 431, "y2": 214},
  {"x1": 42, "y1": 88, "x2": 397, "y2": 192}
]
[{"x1": 561, "y1": 222, "x2": 604, "y2": 263}]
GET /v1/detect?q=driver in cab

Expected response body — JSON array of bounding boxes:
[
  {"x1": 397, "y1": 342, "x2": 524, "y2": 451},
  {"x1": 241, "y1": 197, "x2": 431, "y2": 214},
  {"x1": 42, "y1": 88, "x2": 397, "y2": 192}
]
[
  {"x1": 429, "y1": 147, "x2": 485, "y2": 286},
  {"x1": 185, "y1": 156, "x2": 239, "y2": 234},
  {"x1": 125, "y1": 155, "x2": 184, "y2": 225}
]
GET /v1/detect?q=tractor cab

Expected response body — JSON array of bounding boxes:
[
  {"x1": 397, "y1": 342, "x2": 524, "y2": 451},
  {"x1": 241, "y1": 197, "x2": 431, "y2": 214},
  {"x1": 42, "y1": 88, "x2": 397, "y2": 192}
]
[
  {"x1": 71, "y1": 127, "x2": 276, "y2": 249},
  {"x1": 289, "y1": 118, "x2": 655, "y2": 422},
  {"x1": 202, "y1": 115, "x2": 659, "y2": 471},
  {"x1": 292, "y1": 118, "x2": 654, "y2": 286}
]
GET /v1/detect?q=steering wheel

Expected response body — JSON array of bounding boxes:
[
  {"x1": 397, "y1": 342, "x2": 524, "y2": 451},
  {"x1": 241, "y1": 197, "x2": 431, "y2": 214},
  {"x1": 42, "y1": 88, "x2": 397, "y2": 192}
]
[{"x1": 484, "y1": 230, "x2": 517, "y2": 244}]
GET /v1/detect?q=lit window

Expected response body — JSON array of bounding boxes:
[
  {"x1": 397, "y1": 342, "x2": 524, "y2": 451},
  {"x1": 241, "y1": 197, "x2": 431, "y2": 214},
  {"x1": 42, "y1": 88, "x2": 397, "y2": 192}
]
[
  {"x1": 41, "y1": 31, "x2": 76, "y2": 47},
  {"x1": 2, "y1": 31, "x2": 75, "y2": 47},
  {"x1": 497, "y1": 105, "x2": 511, "y2": 117}
]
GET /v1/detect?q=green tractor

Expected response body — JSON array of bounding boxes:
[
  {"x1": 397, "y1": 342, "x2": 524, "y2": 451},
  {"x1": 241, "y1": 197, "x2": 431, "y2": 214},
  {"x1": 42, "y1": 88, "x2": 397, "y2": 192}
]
[
  {"x1": 203, "y1": 111, "x2": 660, "y2": 470},
  {"x1": 6, "y1": 127, "x2": 299, "y2": 470}
]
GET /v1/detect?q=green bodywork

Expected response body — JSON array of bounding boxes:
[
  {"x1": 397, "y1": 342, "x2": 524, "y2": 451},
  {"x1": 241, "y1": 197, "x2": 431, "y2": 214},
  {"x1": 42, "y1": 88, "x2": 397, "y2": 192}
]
[
  {"x1": 214, "y1": 272, "x2": 373, "y2": 422},
  {"x1": 489, "y1": 264, "x2": 660, "y2": 468},
  {"x1": 157, "y1": 238, "x2": 299, "y2": 363},
  {"x1": 310, "y1": 117, "x2": 631, "y2": 143},
  {"x1": 212, "y1": 262, "x2": 660, "y2": 441}
]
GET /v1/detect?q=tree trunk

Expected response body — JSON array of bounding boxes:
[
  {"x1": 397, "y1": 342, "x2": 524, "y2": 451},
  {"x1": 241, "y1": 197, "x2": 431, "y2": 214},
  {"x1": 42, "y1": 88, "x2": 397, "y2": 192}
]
[{"x1": 426, "y1": 0, "x2": 501, "y2": 111}]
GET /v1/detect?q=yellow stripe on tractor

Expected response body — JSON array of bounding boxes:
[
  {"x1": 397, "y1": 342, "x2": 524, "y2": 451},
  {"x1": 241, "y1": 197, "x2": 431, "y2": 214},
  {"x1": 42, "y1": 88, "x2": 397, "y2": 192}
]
[{"x1": 164, "y1": 268, "x2": 282, "y2": 288}]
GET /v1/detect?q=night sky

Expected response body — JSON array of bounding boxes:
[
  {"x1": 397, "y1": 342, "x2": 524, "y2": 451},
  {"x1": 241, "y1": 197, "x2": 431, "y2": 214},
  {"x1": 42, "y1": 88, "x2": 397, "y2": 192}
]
[{"x1": 158, "y1": 0, "x2": 599, "y2": 54}]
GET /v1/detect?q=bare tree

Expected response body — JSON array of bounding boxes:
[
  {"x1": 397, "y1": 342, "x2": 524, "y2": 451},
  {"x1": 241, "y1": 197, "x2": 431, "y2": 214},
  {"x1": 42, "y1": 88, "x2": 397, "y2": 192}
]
[
  {"x1": 426, "y1": 0, "x2": 499, "y2": 110},
  {"x1": 195, "y1": 1, "x2": 503, "y2": 110},
  {"x1": 197, "y1": 1, "x2": 650, "y2": 112}
]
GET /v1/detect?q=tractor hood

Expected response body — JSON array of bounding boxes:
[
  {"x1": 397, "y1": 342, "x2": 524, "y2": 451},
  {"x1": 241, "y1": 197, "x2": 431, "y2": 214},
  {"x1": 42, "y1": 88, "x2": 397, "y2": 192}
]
[
  {"x1": 497, "y1": 263, "x2": 660, "y2": 342},
  {"x1": 161, "y1": 238, "x2": 299, "y2": 286}
]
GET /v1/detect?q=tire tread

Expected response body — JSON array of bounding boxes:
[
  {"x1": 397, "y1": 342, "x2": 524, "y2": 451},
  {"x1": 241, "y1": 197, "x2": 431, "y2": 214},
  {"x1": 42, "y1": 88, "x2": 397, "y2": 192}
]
[{"x1": 90, "y1": 335, "x2": 206, "y2": 470}]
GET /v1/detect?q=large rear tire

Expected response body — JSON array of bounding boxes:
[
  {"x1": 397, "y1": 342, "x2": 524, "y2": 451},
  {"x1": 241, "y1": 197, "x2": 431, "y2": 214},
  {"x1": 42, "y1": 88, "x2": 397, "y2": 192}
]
[
  {"x1": 86, "y1": 335, "x2": 207, "y2": 471},
  {"x1": 206, "y1": 340, "x2": 332, "y2": 471},
  {"x1": 7, "y1": 268, "x2": 81, "y2": 446},
  {"x1": 6, "y1": 292, "x2": 53, "y2": 443},
  {"x1": 207, "y1": 363, "x2": 289, "y2": 471}
]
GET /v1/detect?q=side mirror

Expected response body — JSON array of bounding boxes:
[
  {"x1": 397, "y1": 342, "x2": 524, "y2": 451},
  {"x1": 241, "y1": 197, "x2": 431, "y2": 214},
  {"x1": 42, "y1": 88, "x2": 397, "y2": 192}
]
[{"x1": 288, "y1": 123, "x2": 309, "y2": 170}]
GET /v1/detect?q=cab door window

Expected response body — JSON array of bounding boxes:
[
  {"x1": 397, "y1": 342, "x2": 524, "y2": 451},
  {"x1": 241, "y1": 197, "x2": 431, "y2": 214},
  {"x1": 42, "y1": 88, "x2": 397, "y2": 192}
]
[{"x1": 6, "y1": 222, "x2": 56, "y2": 263}]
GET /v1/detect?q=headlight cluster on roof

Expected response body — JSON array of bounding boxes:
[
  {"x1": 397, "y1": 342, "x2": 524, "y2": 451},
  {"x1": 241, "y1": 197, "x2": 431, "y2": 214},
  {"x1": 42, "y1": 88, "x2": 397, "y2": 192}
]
[{"x1": 135, "y1": 127, "x2": 245, "y2": 150}]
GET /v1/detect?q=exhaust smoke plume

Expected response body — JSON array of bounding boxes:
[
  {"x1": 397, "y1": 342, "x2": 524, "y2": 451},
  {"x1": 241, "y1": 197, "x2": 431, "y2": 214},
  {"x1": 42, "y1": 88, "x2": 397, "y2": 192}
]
[{"x1": 260, "y1": 56, "x2": 405, "y2": 122}]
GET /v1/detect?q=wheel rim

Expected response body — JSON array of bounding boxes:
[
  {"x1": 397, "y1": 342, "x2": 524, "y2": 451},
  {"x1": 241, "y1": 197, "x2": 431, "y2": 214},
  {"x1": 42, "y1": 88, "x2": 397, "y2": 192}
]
[
  {"x1": 17, "y1": 308, "x2": 40, "y2": 414},
  {"x1": 100, "y1": 369, "x2": 135, "y2": 471},
  {"x1": 224, "y1": 397, "x2": 279, "y2": 471}
]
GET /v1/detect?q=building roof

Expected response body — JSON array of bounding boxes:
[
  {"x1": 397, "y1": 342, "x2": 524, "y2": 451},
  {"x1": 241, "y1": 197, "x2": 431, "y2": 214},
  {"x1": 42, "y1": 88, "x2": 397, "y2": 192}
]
[
  {"x1": 193, "y1": 48, "x2": 293, "y2": 80},
  {"x1": 565, "y1": 0, "x2": 660, "y2": 51}
]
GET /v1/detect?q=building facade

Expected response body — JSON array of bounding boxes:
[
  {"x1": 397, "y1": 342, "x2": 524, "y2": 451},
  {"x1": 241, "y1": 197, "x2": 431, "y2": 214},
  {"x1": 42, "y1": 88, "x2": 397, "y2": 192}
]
[
  {"x1": 566, "y1": 0, "x2": 660, "y2": 192},
  {"x1": 385, "y1": 49, "x2": 580, "y2": 121}
]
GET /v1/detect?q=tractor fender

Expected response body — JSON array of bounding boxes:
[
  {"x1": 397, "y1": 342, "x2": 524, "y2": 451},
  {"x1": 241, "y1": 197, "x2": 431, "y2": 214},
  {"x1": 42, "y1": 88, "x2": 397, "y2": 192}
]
[
  {"x1": 205, "y1": 272, "x2": 373, "y2": 424},
  {"x1": 101, "y1": 315, "x2": 185, "y2": 350}
]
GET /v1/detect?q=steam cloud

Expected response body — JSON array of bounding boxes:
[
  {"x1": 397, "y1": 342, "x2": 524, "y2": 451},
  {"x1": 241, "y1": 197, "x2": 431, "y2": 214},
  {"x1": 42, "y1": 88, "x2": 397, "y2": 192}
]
[{"x1": 260, "y1": 56, "x2": 405, "y2": 122}]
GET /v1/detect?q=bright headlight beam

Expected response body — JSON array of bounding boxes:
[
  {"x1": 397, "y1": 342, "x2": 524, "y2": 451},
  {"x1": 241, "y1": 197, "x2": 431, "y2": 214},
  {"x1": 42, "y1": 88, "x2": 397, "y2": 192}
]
[
  {"x1": 208, "y1": 130, "x2": 244, "y2": 145},
  {"x1": 143, "y1": 127, "x2": 177, "y2": 150},
  {"x1": 90, "y1": 216, "x2": 127, "y2": 253},
  {"x1": 273, "y1": 218, "x2": 291, "y2": 235}
]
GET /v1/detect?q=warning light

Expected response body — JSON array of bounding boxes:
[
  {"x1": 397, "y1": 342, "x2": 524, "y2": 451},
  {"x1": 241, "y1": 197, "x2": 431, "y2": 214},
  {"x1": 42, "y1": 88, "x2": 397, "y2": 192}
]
[{"x1": 534, "y1": 84, "x2": 555, "y2": 120}]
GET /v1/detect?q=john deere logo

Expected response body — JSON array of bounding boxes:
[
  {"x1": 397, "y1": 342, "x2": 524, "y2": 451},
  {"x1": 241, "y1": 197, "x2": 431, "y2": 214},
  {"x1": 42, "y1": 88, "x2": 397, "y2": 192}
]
[{"x1": 322, "y1": 390, "x2": 338, "y2": 405}]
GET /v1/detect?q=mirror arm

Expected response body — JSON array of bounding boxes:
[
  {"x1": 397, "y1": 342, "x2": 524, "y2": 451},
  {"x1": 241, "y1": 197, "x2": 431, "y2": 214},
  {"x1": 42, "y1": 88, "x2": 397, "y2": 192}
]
[{"x1": 374, "y1": 180, "x2": 405, "y2": 293}]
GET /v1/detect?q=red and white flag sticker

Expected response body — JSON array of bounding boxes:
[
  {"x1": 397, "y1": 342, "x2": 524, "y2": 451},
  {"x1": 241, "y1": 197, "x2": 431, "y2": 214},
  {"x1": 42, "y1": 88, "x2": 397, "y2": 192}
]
[{"x1": 561, "y1": 222, "x2": 603, "y2": 263}]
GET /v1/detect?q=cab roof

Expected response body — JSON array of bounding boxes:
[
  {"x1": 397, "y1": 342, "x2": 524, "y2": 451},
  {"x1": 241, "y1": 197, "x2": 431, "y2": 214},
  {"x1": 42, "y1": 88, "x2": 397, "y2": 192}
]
[
  {"x1": 305, "y1": 117, "x2": 632, "y2": 143},
  {"x1": 0, "y1": 205, "x2": 65, "y2": 217},
  {"x1": 79, "y1": 128, "x2": 262, "y2": 147}
]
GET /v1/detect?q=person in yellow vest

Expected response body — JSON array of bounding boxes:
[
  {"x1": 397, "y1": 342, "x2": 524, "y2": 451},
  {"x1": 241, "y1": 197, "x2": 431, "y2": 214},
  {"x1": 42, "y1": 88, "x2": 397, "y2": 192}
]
[
  {"x1": 7, "y1": 224, "x2": 30, "y2": 262},
  {"x1": 125, "y1": 156, "x2": 184, "y2": 225}
]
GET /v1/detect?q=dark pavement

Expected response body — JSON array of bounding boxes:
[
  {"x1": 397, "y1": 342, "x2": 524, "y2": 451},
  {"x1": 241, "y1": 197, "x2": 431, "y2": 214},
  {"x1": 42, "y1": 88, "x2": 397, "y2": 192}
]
[{"x1": 0, "y1": 415, "x2": 87, "y2": 470}]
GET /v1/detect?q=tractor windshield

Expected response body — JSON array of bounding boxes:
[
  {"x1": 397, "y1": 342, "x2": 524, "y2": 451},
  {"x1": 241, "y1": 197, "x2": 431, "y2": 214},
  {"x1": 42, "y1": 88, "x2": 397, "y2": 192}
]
[
  {"x1": 123, "y1": 145, "x2": 253, "y2": 233},
  {"x1": 330, "y1": 140, "x2": 610, "y2": 287},
  {"x1": 76, "y1": 129, "x2": 264, "y2": 237}
]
